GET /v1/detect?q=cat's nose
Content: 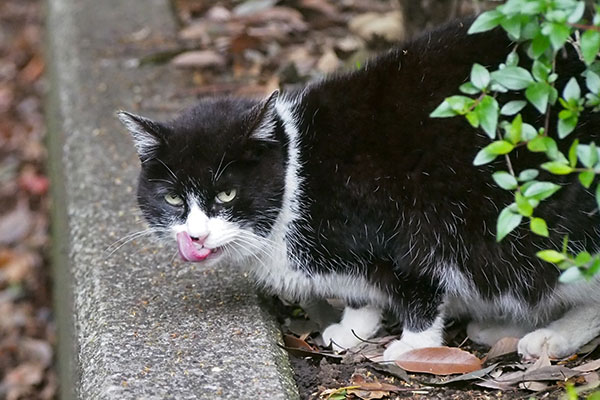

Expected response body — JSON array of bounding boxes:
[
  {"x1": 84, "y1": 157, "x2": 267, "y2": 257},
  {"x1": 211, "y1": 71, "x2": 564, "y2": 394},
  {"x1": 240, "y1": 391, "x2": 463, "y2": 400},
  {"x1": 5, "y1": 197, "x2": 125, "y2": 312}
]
[{"x1": 190, "y1": 233, "x2": 209, "y2": 244}]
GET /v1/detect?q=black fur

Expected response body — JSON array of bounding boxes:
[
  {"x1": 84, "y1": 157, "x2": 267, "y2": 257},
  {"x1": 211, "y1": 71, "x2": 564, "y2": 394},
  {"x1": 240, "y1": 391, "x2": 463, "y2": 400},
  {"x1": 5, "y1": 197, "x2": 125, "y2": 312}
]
[{"x1": 128, "y1": 20, "x2": 600, "y2": 334}]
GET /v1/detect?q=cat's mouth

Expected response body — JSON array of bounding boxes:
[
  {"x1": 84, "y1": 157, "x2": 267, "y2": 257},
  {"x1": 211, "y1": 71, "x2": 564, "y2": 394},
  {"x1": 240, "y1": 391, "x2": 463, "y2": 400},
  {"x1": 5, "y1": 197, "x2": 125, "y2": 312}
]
[{"x1": 176, "y1": 231, "x2": 222, "y2": 262}]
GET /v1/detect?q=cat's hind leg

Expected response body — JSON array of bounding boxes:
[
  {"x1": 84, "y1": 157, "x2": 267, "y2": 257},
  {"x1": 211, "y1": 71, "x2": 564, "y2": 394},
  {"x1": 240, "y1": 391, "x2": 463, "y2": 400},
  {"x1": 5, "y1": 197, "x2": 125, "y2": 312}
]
[
  {"x1": 518, "y1": 304, "x2": 600, "y2": 359},
  {"x1": 467, "y1": 320, "x2": 532, "y2": 346},
  {"x1": 321, "y1": 305, "x2": 381, "y2": 351}
]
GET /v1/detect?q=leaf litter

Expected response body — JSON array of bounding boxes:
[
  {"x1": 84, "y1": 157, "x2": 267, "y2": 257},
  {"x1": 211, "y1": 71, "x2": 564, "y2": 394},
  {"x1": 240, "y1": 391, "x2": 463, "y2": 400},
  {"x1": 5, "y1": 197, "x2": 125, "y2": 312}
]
[
  {"x1": 0, "y1": 0, "x2": 56, "y2": 398},
  {"x1": 169, "y1": 0, "x2": 600, "y2": 399}
]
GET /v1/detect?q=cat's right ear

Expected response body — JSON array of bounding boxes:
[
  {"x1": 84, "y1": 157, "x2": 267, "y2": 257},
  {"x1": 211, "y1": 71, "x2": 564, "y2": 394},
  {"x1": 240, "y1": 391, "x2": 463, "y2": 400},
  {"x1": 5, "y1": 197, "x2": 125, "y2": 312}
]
[{"x1": 117, "y1": 111, "x2": 164, "y2": 161}]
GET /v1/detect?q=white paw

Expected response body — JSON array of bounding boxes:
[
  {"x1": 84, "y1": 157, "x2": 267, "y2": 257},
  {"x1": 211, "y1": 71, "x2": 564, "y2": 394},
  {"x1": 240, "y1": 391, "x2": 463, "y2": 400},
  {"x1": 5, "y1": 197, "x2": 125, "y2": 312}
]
[
  {"x1": 518, "y1": 328, "x2": 572, "y2": 360},
  {"x1": 321, "y1": 323, "x2": 362, "y2": 351},
  {"x1": 383, "y1": 339, "x2": 417, "y2": 361}
]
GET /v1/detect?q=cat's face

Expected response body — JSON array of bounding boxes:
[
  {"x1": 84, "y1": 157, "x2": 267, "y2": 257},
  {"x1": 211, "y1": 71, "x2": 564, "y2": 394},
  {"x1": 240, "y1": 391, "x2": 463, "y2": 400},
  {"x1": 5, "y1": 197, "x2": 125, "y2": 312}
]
[{"x1": 118, "y1": 92, "x2": 287, "y2": 266}]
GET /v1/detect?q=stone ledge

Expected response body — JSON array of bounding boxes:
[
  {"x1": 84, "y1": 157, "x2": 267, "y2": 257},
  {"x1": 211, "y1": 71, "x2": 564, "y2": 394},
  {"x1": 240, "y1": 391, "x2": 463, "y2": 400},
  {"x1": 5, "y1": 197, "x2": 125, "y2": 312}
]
[{"x1": 45, "y1": 0, "x2": 298, "y2": 398}]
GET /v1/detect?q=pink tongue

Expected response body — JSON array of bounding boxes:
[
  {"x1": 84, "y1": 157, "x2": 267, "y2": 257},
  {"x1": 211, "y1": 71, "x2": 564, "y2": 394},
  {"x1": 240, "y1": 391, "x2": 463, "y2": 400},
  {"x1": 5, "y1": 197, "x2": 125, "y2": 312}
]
[{"x1": 176, "y1": 232, "x2": 211, "y2": 262}]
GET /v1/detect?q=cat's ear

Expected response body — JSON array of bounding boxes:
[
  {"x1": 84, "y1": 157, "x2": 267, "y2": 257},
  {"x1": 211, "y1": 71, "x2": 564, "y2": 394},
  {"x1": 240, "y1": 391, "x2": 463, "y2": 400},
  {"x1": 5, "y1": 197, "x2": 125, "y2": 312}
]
[
  {"x1": 117, "y1": 111, "x2": 164, "y2": 161},
  {"x1": 247, "y1": 90, "x2": 279, "y2": 142}
]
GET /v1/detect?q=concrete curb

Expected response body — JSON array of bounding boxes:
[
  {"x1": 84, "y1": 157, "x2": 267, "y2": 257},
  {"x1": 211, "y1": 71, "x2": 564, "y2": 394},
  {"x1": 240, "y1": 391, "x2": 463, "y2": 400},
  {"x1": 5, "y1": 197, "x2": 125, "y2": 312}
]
[{"x1": 46, "y1": 0, "x2": 299, "y2": 398}]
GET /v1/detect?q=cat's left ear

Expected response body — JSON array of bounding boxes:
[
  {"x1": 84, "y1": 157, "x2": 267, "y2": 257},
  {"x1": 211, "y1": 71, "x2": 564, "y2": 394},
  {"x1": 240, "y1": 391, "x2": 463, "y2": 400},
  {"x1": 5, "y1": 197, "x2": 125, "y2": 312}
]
[
  {"x1": 247, "y1": 90, "x2": 279, "y2": 143},
  {"x1": 117, "y1": 111, "x2": 165, "y2": 161}
]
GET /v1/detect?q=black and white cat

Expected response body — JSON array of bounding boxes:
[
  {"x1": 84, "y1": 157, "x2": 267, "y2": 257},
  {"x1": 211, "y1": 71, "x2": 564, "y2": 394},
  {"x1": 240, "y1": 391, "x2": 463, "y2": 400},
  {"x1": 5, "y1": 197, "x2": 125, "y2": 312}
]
[{"x1": 119, "y1": 20, "x2": 600, "y2": 361}]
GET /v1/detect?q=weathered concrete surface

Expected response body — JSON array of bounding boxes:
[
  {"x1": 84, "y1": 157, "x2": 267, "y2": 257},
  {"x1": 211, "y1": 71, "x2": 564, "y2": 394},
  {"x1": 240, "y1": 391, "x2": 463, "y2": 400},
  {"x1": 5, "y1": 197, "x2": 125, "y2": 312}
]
[{"x1": 45, "y1": 0, "x2": 299, "y2": 398}]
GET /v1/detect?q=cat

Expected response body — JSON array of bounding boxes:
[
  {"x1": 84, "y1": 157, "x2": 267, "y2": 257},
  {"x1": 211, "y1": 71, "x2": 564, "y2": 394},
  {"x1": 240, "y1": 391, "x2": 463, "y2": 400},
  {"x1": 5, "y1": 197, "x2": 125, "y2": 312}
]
[{"x1": 118, "y1": 19, "x2": 600, "y2": 361}]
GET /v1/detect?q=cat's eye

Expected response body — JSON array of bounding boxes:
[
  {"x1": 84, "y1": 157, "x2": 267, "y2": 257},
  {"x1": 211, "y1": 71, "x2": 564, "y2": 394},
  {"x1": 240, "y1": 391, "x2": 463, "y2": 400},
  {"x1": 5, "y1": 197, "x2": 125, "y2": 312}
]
[
  {"x1": 165, "y1": 193, "x2": 184, "y2": 206},
  {"x1": 216, "y1": 189, "x2": 237, "y2": 204}
]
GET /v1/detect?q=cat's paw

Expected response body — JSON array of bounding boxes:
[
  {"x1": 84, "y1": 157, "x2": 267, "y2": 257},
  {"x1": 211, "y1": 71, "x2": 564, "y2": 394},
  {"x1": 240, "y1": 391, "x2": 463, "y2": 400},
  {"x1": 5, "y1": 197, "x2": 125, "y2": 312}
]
[
  {"x1": 518, "y1": 328, "x2": 572, "y2": 360},
  {"x1": 382, "y1": 339, "x2": 416, "y2": 361},
  {"x1": 321, "y1": 323, "x2": 362, "y2": 351}
]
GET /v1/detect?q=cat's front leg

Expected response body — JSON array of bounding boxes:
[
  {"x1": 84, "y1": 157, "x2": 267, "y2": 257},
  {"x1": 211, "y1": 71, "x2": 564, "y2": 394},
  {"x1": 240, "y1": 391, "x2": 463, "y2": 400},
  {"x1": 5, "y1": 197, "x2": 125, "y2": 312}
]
[
  {"x1": 383, "y1": 279, "x2": 445, "y2": 361},
  {"x1": 321, "y1": 305, "x2": 381, "y2": 351},
  {"x1": 383, "y1": 314, "x2": 445, "y2": 361}
]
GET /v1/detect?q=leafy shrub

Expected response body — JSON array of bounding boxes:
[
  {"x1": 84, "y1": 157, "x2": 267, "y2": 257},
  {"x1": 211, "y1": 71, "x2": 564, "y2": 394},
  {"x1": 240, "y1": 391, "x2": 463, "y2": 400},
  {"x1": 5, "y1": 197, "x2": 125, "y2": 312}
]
[{"x1": 431, "y1": 0, "x2": 600, "y2": 284}]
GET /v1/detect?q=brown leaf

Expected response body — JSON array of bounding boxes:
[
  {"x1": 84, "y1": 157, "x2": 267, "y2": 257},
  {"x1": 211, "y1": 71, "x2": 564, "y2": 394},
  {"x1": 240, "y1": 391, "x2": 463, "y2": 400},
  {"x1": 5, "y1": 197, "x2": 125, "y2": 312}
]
[
  {"x1": 394, "y1": 346, "x2": 482, "y2": 376},
  {"x1": 347, "y1": 388, "x2": 389, "y2": 399},
  {"x1": 0, "y1": 198, "x2": 32, "y2": 245},
  {"x1": 171, "y1": 50, "x2": 226, "y2": 69},
  {"x1": 348, "y1": 11, "x2": 406, "y2": 42},
  {"x1": 496, "y1": 365, "x2": 579, "y2": 384},
  {"x1": 573, "y1": 358, "x2": 600, "y2": 372},
  {"x1": 483, "y1": 337, "x2": 519, "y2": 362},
  {"x1": 3, "y1": 362, "x2": 45, "y2": 387},
  {"x1": 283, "y1": 334, "x2": 316, "y2": 351}
]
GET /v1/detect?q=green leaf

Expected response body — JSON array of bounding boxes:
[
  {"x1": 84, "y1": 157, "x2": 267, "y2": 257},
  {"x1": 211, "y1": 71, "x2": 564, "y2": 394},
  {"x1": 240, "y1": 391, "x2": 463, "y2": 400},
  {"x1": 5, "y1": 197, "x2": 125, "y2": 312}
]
[
  {"x1": 537, "y1": 250, "x2": 566, "y2": 263},
  {"x1": 485, "y1": 140, "x2": 514, "y2": 155},
  {"x1": 530, "y1": 217, "x2": 549, "y2": 237},
  {"x1": 586, "y1": 71, "x2": 600, "y2": 94},
  {"x1": 516, "y1": 192, "x2": 534, "y2": 216},
  {"x1": 525, "y1": 82, "x2": 551, "y2": 114},
  {"x1": 527, "y1": 136, "x2": 548, "y2": 152},
  {"x1": 500, "y1": 100, "x2": 527, "y2": 116},
  {"x1": 473, "y1": 148, "x2": 497, "y2": 166},
  {"x1": 491, "y1": 66, "x2": 534, "y2": 90},
  {"x1": 471, "y1": 64, "x2": 490, "y2": 90},
  {"x1": 492, "y1": 171, "x2": 518, "y2": 190},
  {"x1": 541, "y1": 161, "x2": 574, "y2": 175},
  {"x1": 596, "y1": 182, "x2": 600, "y2": 212},
  {"x1": 468, "y1": 10, "x2": 505, "y2": 34},
  {"x1": 497, "y1": 206, "x2": 522, "y2": 241},
  {"x1": 477, "y1": 96, "x2": 499, "y2": 138},
  {"x1": 558, "y1": 116, "x2": 578, "y2": 138},
  {"x1": 459, "y1": 82, "x2": 480, "y2": 95},
  {"x1": 532, "y1": 59, "x2": 551, "y2": 82},
  {"x1": 507, "y1": 113, "x2": 522, "y2": 144},
  {"x1": 578, "y1": 171, "x2": 595, "y2": 188},
  {"x1": 523, "y1": 181, "x2": 561, "y2": 199},
  {"x1": 576, "y1": 143, "x2": 599, "y2": 168},
  {"x1": 430, "y1": 100, "x2": 457, "y2": 118},
  {"x1": 581, "y1": 30, "x2": 600, "y2": 66},
  {"x1": 505, "y1": 51, "x2": 519, "y2": 66},
  {"x1": 531, "y1": 32, "x2": 551, "y2": 58},
  {"x1": 563, "y1": 77, "x2": 581, "y2": 101},
  {"x1": 547, "y1": 22, "x2": 570, "y2": 50},
  {"x1": 500, "y1": 15, "x2": 522, "y2": 39},
  {"x1": 522, "y1": 123, "x2": 538, "y2": 140},
  {"x1": 518, "y1": 169, "x2": 539, "y2": 181},
  {"x1": 559, "y1": 266, "x2": 584, "y2": 283},
  {"x1": 567, "y1": 1, "x2": 585, "y2": 23},
  {"x1": 574, "y1": 251, "x2": 592, "y2": 266},
  {"x1": 446, "y1": 95, "x2": 474, "y2": 112},
  {"x1": 465, "y1": 111, "x2": 479, "y2": 127},
  {"x1": 568, "y1": 139, "x2": 579, "y2": 167}
]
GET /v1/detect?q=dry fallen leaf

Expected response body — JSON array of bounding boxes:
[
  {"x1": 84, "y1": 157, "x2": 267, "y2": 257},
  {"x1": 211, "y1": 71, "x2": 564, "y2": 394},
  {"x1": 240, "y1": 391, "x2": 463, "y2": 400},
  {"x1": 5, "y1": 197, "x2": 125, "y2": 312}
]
[
  {"x1": 394, "y1": 346, "x2": 482, "y2": 375},
  {"x1": 573, "y1": 358, "x2": 600, "y2": 372},
  {"x1": 483, "y1": 336, "x2": 519, "y2": 362},
  {"x1": 283, "y1": 334, "x2": 316, "y2": 351},
  {"x1": 171, "y1": 50, "x2": 226, "y2": 69}
]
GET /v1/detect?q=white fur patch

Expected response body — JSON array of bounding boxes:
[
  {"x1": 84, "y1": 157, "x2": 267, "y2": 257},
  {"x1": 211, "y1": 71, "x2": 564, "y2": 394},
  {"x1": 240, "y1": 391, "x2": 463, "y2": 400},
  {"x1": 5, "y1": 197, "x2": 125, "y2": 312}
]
[
  {"x1": 518, "y1": 304, "x2": 600, "y2": 359},
  {"x1": 117, "y1": 111, "x2": 160, "y2": 159},
  {"x1": 383, "y1": 315, "x2": 445, "y2": 361},
  {"x1": 322, "y1": 306, "x2": 381, "y2": 351}
]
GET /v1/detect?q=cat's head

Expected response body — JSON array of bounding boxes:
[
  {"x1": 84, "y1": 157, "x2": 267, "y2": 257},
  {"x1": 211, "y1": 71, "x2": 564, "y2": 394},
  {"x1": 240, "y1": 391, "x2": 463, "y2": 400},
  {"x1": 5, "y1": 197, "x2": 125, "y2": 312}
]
[{"x1": 118, "y1": 91, "x2": 287, "y2": 266}]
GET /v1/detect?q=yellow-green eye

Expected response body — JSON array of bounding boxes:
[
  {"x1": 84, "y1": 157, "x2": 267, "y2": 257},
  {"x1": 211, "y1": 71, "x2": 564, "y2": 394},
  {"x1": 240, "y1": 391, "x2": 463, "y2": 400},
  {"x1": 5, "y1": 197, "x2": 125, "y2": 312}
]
[
  {"x1": 216, "y1": 189, "x2": 237, "y2": 204},
  {"x1": 165, "y1": 193, "x2": 183, "y2": 206}
]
